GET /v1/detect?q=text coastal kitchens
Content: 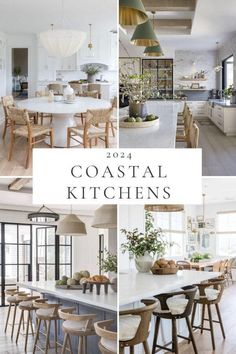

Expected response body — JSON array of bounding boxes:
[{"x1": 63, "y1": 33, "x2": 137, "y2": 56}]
[{"x1": 66, "y1": 164, "x2": 171, "y2": 200}]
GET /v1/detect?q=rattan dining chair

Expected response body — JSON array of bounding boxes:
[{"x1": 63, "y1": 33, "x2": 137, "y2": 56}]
[
  {"x1": 94, "y1": 320, "x2": 117, "y2": 354},
  {"x1": 88, "y1": 83, "x2": 101, "y2": 98},
  {"x1": 47, "y1": 83, "x2": 63, "y2": 95},
  {"x1": 35, "y1": 91, "x2": 53, "y2": 125},
  {"x1": 1, "y1": 95, "x2": 36, "y2": 139},
  {"x1": 7, "y1": 107, "x2": 54, "y2": 169},
  {"x1": 67, "y1": 107, "x2": 112, "y2": 148},
  {"x1": 69, "y1": 83, "x2": 83, "y2": 96},
  {"x1": 189, "y1": 122, "x2": 200, "y2": 148},
  {"x1": 79, "y1": 91, "x2": 99, "y2": 99}
]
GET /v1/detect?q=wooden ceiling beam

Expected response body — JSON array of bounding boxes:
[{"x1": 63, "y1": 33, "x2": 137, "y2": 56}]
[
  {"x1": 153, "y1": 19, "x2": 192, "y2": 29},
  {"x1": 8, "y1": 178, "x2": 31, "y2": 191},
  {"x1": 142, "y1": 0, "x2": 196, "y2": 11}
]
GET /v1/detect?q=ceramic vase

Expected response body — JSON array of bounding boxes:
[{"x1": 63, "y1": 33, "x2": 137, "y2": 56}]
[{"x1": 135, "y1": 252, "x2": 153, "y2": 273}]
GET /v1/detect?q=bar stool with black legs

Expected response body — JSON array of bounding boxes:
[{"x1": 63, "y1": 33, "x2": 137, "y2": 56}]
[
  {"x1": 152, "y1": 285, "x2": 198, "y2": 354},
  {"x1": 15, "y1": 294, "x2": 47, "y2": 352},
  {"x1": 4, "y1": 289, "x2": 28, "y2": 339},
  {"x1": 191, "y1": 276, "x2": 225, "y2": 351},
  {"x1": 119, "y1": 299, "x2": 157, "y2": 354}
]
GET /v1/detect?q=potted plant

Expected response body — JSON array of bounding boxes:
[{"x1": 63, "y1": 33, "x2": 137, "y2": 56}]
[
  {"x1": 190, "y1": 252, "x2": 211, "y2": 263},
  {"x1": 81, "y1": 63, "x2": 103, "y2": 83},
  {"x1": 121, "y1": 212, "x2": 168, "y2": 272},
  {"x1": 100, "y1": 249, "x2": 117, "y2": 292}
]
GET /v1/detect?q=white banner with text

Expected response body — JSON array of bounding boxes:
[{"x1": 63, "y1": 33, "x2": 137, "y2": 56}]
[{"x1": 33, "y1": 149, "x2": 202, "y2": 205}]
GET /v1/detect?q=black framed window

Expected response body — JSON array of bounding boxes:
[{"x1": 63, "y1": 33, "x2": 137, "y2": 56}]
[{"x1": 222, "y1": 55, "x2": 234, "y2": 90}]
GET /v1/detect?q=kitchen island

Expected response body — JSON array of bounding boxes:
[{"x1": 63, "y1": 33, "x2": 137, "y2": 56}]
[
  {"x1": 18, "y1": 281, "x2": 117, "y2": 353},
  {"x1": 119, "y1": 101, "x2": 180, "y2": 148}
]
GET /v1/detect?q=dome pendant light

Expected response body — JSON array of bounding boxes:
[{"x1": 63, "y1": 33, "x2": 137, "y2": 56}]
[
  {"x1": 119, "y1": 0, "x2": 148, "y2": 26},
  {"x1": 144, "y1": 12, "x2": 164, "y2": 57},
  {"x1": 131, "y1": 19, "x2": 159, "y2": 47},
  {"x1": 92, "y1": 205, "x2": 117, "y2": 229},
  {"x1": 56, "y1": 206, "x2": 87, "y2": 236}
]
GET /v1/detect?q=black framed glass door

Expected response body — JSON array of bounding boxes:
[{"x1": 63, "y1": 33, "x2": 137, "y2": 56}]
[
  {"x1": 0, "y1": 223, "x2": 32, "y2": 306},
  {"x1": 36, "y1": 227, "x2": 72, "y2": 281}
]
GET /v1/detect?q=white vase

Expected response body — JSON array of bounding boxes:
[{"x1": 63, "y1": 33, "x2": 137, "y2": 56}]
[
  {"x1": 108, "y1": 272, "x2": 117, "y2": 293},
  {"x1": 135, "y1": 252, "x2": 153, "y2": 273},
  {"x1": 63, "y1": 84, "x2": 74, "y2": 101}
]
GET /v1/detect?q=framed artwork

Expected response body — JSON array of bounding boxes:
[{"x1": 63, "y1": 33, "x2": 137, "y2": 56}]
[
  {"x1": 196, "y1": 215, "x2": 204, "y2": 222},
  {"x1": 187, "y1": 232, "x2": 196, "y2": 245}
]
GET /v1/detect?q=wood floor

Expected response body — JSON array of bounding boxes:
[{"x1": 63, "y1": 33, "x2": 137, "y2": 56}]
[
  {"x1": 177, "y1": 117, "x2": 236, "y2": 176},
  {"x1": 0, "y1": 111, "x2": 117, "y2": 177}
]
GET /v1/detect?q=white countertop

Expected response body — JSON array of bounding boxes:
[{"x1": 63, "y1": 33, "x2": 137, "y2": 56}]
[
  {"x1": 119, "y1": 101, "x2": 180, "y2": 148},
  {"x1": 119, "y1": 270, "x2": 221, "y2": 306},
  {"x1": 18, "y1": 281, "x2": 117, "y2": 312},
  {"x1": 17, "y1": 96, "x2": 111, "y2": 114}
]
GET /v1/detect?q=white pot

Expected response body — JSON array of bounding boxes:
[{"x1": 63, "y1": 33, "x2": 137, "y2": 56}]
[
  {"x1": 64, "y1": 84, "x2": 74, "y2": 101},
  {"x1": 135, "y1": 252, "x2": 153, "y2": 273}
]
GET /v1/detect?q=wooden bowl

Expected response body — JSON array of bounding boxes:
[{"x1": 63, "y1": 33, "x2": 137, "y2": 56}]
[
  {"x1": 119, "y1": 116, "x2": 159, "y2": 128},
  {"x1": 151, "y1": 266, "x2": 178, "y2": 275}
]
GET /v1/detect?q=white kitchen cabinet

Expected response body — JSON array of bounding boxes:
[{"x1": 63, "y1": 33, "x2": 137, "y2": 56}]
[
  {"x1": 55, "y1": 54, "x2": 77, "y2": 71},
  {"x1": 37, "y1": 46, "x2": 56, "y2": 81},
  {"x1": 209, "y1": 103, "x2": 236, "y2": 136},
  {"x1": 187, "y1": 101, "x2": 207, "y2": 117}
]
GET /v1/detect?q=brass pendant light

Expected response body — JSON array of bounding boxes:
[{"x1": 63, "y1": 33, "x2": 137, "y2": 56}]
[
  {"x1": 145, "y1": 205, "x2": 184, "y2": 212},
  {"x1": 119, "y1": 0, "x2": 148, "y2": 26},
  {"x1": 144, "y1": 12, "x2": 164, "y2": 57},
  {"x1": 144, "y1": 44, "x2": 164, "y2": 57},
  {"x1": 131, "y1": 19, "x2": 159, "y2": 47}
]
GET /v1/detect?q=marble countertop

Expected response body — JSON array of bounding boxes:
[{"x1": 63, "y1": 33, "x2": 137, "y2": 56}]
[
  {"x1": 18, "y1": 281, "x2": 117, "y2": 312},
  {"x1": 119, "y1": 101, "x2": 180, "y2": 148},
  {"x1": 119, "y1": 270, "x2": 221, "y2": 306},
  {"x1": 208, "y1": 99, "x2": 236, "y2": 108}
]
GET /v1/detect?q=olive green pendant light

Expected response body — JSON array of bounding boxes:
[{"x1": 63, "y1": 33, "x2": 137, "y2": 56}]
[
  {"x1": 119, "y1": 0, "x2": 148, "y2": 26},
  {"x1": 144, "y1": 44, "x2": 164, "y2": 57},
  {"x1": 144, "y1": 12, "x2": 164, "y2": 57},
  {"x1": 131, "y1": 19, "x2": 159, "y2": 46}
]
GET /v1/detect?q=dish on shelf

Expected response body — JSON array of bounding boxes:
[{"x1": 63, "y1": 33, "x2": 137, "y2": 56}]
[{"x1": 120, "y1": 115, "x2": 159, "y2": 128}]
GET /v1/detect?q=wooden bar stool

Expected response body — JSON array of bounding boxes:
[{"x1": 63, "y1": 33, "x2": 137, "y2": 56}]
[
  {"x1": 4, "y1": 289, "x2": 28, "y2": 339},
  {"x1": 32, "y1": 300, "x2": 61, "y2": 354},
  {"x1": 152, "y1": 285, "x2": 198, "y2": 354},
  {"x1": 94, "y1": 319, "x2": 117, "y2": 354},
  {"x1": 59, "y1": 308, "x2": 97, "y2": 354},
  {"x1": 119, "y1": 299, "x2": 157, "y2": 354},
  {"x1": 15, "y1": 294, "x2": 46, "y2": 352},
  {"x1": 191, "y1": 276, "x2": 225, "y2": 350}
]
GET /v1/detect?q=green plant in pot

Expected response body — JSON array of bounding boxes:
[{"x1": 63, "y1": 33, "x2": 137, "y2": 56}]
[
  {"x1": 100, "y1": 249, "x2": 117, "y2": 292},
  {"x1": 190, "y1": 252, "x2": 211, "y2": 263},
  {"x1": 81, "y1": 64, "x2": 103, "y2": 83},
  {"x1": 121, "y1": 211, "x2": 168, "y2": 272}
]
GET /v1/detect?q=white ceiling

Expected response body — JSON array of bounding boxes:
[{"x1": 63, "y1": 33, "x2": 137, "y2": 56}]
[
  {"x1": 0, "y1": 0, "x2": 117, "y2": 34},
  {"x1": 120, "y1": 0, "x2": 236, "y2": 54}
]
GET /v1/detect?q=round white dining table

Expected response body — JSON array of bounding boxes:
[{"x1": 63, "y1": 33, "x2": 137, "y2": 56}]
[{"x1": 17, "y1": 96, "x2": 111, "y2": 147}]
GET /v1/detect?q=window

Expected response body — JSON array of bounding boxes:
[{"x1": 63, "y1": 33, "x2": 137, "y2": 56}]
[
  {"x1": 223, "y1": 55, "x2": 234, "y2": 90},
  {"x1": 217, "y1": 212, "x2": 236, "y2": 256},
  {"x1": 152, "y1": 212, "x2": 185, "y2": 257}
]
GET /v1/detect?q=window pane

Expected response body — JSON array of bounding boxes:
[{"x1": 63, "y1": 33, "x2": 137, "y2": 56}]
[
  {"x1": 5, "y1": 224, "x2": 17, "y2": 243},
  {"x1": 60, "y1": 264, "x2": 71, "y2": 278},
  {"x1": 60, "y1": 236, "x2": 71, "y2": 245},
  {"x1": 37, "y1": 246, "x2": 45, "y2": 264},
  {"x1": 60, "y1": 246, "x2": 71, "y2": 264},
  {"x1": 37, "y1": 229, "x2": 45, "y2": 245},
  {"x1": 18, "y1": 225, "x2": 31, "y2": 244},
  {"x1": 38, "y1": 265, "x2": 45, "y2": 281},
  {"x1": 19, "y1": 244, "x2": 30, "y2": 264},
  {"x1": 47, "y1": 228, "x2": 55, "y2": 245},
  {"x1": 47, "y1": 265, "x2": 55, "y2": 280},
  {"x1": 47, "y1": 246, "x2": 55, "y2": 263},
  {"x1": 5, "y1": 265, "x2": 17, "y2": 284},
  {"x1": 18, "y1": 265, "x2": 30, "y2": 282},
  {"x1": 5, "y1": 245, "x2": 17, "y2": 264}
]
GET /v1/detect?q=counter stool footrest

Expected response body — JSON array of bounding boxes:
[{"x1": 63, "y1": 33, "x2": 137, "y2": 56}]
[
  {"x1": 177, "y1": 334, "x2": 191, "y2": 341},
  {"x1": 192, "y1": 325, "x2": 211, "y2": 332},
  {"x1": 203, "y1": 318, "x2": 220, "y2": 324},
  {"x1": 153, "y1": 343, "x2": 174, "y2": 353}
]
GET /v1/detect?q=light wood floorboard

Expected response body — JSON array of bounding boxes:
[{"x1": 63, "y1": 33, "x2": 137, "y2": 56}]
[{"x1": 176, "y1": 118, "x2": 236, "y2": 176}]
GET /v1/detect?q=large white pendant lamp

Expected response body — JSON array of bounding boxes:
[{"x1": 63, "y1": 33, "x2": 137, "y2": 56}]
[
  {"x1": 92, "y1": 205, "x2": 117, "y2": 229},
  {"x1": 57, "y1": 207, "x2": 87, "y2": 236},
  {"x1": 40, "y1": 24, "x2": 86, "y2": 58}
]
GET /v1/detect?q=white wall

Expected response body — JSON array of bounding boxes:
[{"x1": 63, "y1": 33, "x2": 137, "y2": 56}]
[
  {"x1": 0, "y1": 31, "x2": 6, "y2": 98},
  {"x1": 6, "y1": 34, "x2": 37, "y2": 97}
]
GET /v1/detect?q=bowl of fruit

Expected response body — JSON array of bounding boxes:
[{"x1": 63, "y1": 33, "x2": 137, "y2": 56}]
[
  {"x1": 55, "y1": 270, "x2": 90, "y2": 289},
  {"x1": 151, "y1": 259, "x2": 178, "y2": 275},
  {"x1": 120, "y1": 114, "x2": 159, "y2": 128}
]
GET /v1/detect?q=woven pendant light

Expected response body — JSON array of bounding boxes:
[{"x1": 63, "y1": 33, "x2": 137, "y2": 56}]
[
  {"x1": 92, "y1": 205, "x2": 117, "y2": 229},
  {"x1": 145, "y1": 205, "x2": 184, "y2": 212},
  {"x1": 57, "y1": 206, "x2": 87, "y2": 236},
  {"x1": 119, "y1": 0, "x2": 148, "y2": 26},
  {"x1": 131, "y1": 20, "x2": 159, "y2": 46}
]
